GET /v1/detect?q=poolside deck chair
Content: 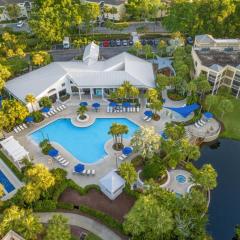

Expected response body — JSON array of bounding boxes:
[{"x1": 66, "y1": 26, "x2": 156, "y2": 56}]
[
  {"x1": 146, "y1": 117, "x2": 152, "y2": 122},
  {"x1": 143, "y1": 116, "x2": 149, "y2": 121},
  {"x1": 199, "y1": 119, "x2": 206, "y2": 125},
  {"x1": 62, "y1": 161, "x2": 69, "y2": 167},
  {"x1": 91, "y1": 169, "x2": 96, "y2": 176},
  {"x1": 56, "y1": 107, "x2": 62, "y2": 112},
  {"x1": 13, "y1": 128, "x2": 18, "y2": 133},
  {"x1": 52, "y1": 109, "x2": 58, "y2": 114},
  {"x1": 19, "y1": 125, "x2": 24, "y2": 130},
  {"x1": 61, "y1": 104, "x2": 66, "y2": 109},
  {"x1": 119, "y1": 154, "x2": 127, "y2": 161},
  {"x1": 43, "y1": 113, "x2": 49, "y2": 118},
  {"x1": 82, "y1": 169, "x2": 87, "y2": 175},
  {"x1": 87, "y1": 169, "x2": 91, "y2": 176},
  {"x1": 58, "y1": 106, "x2": 63, "y2": 111},
  {"x1": 16, "y1": 126, "x2": 22, "y2": 132},
  {"x1": 197, "y1": 121, "x2": 204, "y2": 127},
  {"x1": 194, "y1": 122, "x2": 200, "y2": 128},
  {"x1": 22, "y1": 123, "x2": 28, "y2": 129},
  {"x1": 136, "y1": 107, "x2": 140, "y2": 112}
]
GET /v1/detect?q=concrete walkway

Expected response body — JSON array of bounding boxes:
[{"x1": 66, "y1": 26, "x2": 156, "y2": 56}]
[{"x1": 37, "y1": 212, "x2": 123, "y2": 240}]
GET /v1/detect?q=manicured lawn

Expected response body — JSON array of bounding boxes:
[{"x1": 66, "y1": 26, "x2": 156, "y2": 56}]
[{"x1": 211, "y1": 97, "x2": 240, "y2": 140}]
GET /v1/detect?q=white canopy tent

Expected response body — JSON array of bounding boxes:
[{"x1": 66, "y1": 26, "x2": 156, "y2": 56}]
[
  {"x1": 99, "y1": 170, "x2": 125, "y2": 200},
  {"x1": 0, "y1": 136, "x2": 30, "y2": 168}
]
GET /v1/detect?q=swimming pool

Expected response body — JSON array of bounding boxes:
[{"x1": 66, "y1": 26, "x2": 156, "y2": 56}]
[
  {"x1": 0, "y1": 170, "x2": 15, "y2": 193},
  {"x1": 30, "y1": 118, "x2": 139, "y2": 164}
]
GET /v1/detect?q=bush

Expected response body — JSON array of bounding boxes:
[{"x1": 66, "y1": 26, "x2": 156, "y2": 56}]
[
  {"x1": 57, "y1": 202, "x2": 74, "y2": 210},
  {"x1": 79, "y1": 205, "x2": 123, "y2": 233},
  {"x1": 39, "y1": 97, "x2": 52, "y2": 108},
  {"x1": 39, "y1": 139, "x2": 53, "y2": 155},
  {"x1": 33, "y1": 199, "x2": 57, "y2": 212},
  {"x1": 0, "y1": 151, "x2": 23, "y2": 180},
  {"x1": 31, "y1": 111, "x2": 44, "y2": 123},
  {"x1": 141, "y1": 162, "x2": 166, "y2": 181}
]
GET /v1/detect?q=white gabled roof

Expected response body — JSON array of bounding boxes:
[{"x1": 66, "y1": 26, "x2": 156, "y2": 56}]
[
  {"x1": 5, "y1": 50, "x2": 155, "y2": 103},
  {"x1": 1, "y1": 230, "x2": 25, "y2": 240},
  {"x1": 99, "y1": 171, "x2": 125, "y2": 194},
  {"x1": 83, "y1": 42, "x2": 99, "y2": 65}
]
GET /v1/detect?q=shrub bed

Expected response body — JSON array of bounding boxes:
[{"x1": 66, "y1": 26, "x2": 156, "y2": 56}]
[
  {"x1": 0, "y1": 151, "x2": 23, "y2": 180},
  {"x1": 167, "y1": 90, "x2": 186, "y2": 101}
]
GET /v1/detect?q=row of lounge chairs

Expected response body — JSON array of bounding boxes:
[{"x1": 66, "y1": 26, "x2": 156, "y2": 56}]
[
  {"x1": 53, "y1": 155, "x2": 70, "y2": 167},
  {"x1": 42, "y1": 104, "x2": 66, "y2": 118},
  {"x1": 107, "y1": 107, "x2": 140, "y2": 113},
  {"x1": 143, "y1": 116, "x2": 152, "y2": 122},
  {"x1": 13, "y1": 123, "x2": 28, "y2": 133},
  {"x1": 73, "y1": 169, "x2": 96, "y2": 176},
  {"x1": 194, "y1": 119, "x2": 207, "y2": 128}
]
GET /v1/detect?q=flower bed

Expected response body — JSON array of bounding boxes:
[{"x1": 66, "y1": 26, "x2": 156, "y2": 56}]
[{"x1": 77, "y1": 114, "x2": 90, "y2": 123}]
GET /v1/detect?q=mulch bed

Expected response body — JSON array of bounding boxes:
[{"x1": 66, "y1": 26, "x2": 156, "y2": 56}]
[{"x1": 59, "y1": 188, "x2": 136, "y2": 222}]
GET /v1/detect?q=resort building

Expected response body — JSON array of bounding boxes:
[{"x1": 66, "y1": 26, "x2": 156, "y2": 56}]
[
  {"x1": 192, "y1": 34, "x2": 240, "y2": 98},
  {"x1": 0, "y1": 1, "x2": 32, "y2": 21},
  {"x1": 5, "y1": 42, "x2": 155, "y2": 111}
]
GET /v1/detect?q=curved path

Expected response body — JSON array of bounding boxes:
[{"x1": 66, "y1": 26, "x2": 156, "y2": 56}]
[
  {"x1": 162, "y1": 89, "x2": 187, "y2": 108},
  {"x1": 37, "y1": 212, "x2": 122, "y2": 240}
]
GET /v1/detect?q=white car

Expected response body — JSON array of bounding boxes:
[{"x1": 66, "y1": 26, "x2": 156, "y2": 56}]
[{"x1": 17, "y1": 21, "x2": 24, "y2": 28}]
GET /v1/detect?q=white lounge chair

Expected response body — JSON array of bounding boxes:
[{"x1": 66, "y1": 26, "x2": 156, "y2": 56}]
[
  {"x1": 13, "y1": 128, "x2": 18, "y2": 133},
  {"x1": 52, "y1": 109, "x2": 58, "y2": 114},
  {"x1": 17, "y1": 126, "x2": 22, "y2": 132},
  {"x1": 56, "y1": 107, "x2": 61, "y2": 112},
  {"x1": 82, "y1": 169, "x2": 87, "y2": 175},
  {"x1": 143, "y1": 116, "x2": 149, "y2": 121},
  {"x1": 199, "y1": 119, "x2": 206, "y2": 125},
  {"x1": 194, "y1": 122, "x2": 200, "y2": 128},
  {"x1": 22, "y1": 123, "x2": 28, "y2": 129},
  {"x1": 87, "y1": 169, "x2": 91, "y2": 176},
  {"x1": 119, "y1": 154, "x2": 127, "y2": 161},
  {"x1": 197, "y1": 121, "x2": 204, "y2": 127},
  {"x1": 136, "y1": 107, "x2": 140, "y2": 112},
  {"x1": 107, "y1": 106, "x2": 110, "y2": 113},
  {"x1": 91, "y1": 169, "x2": 96, "y2": 176},
  {"x1": 19, "y1": 125, "x2": 24, "y2": 130},
  {"x1": 146, "y1": 118, "x2": 152, "y2": 122},
  {"x1": 43, "y1": 113, "x2": 49, "y2": 118},
  {"x1": 62, "y1": 161, "x2": 69, "y2": 167},
  {"x1": 62, "y1": 104, "x2": 66, "y2": 109}
]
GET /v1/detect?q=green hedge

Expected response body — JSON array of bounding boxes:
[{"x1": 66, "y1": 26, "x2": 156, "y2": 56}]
[
  {"x1": 0, "y1": 151, "x2": 24, "y2": 180},
  {"x1": 33, "y1": 199, "x2": 57, "y2": 212},
  {"x1": 79, "y1": 205, "x2": 123, "y2": 233},
  {"x1": 57, "y1": 202, "x2": 74, "y2": 210},
  {"x1": 71, "y1": 33, "x2": 131, "y2": 41}
]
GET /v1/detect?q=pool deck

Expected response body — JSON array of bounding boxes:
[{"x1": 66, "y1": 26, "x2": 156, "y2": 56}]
[
  {"x1": 5, "y1": 96, "x2": 193, "y2": 187},
  {"x1": 0, "y1": 158, "x2": 23, "y2": 200}
]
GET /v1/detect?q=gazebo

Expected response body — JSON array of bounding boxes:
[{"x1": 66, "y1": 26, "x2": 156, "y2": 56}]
[{"x1": 99, "y1": 170, "x2": 125, "y2": 200}]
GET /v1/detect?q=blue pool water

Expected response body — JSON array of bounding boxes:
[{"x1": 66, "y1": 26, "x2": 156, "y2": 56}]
[
  {"x1": 0, "y1": 170, "x2": 15, "y2": 193},
  {"x1": 30, "y1": 118, "x2": 139, "y2": 164},
  {"x1": 176, "y1": 175, "x2": 186, "y2": 183}
]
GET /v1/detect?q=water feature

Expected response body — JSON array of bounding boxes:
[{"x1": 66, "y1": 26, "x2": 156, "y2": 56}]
[{"x1": 196, "y1": 139, "x2": 240, "y2": 240}]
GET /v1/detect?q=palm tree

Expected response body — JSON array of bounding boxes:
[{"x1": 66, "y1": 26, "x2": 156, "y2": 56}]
[
  {"x1": 205, "y1": 94, "x2": 218, "y2": 111},
  {"x1": 77, "y1": 106, "x2": 87, "y2": 119},
  {"x1": 108, "y1": 123, "x2": 128, "y2": 150},
  {"x1": 129, "y1": 86, "x2": 139, "y2": 103},
  {"x1": 25, "y1": 94, "x2": 37, "y2": 112},
  {"x1": 116, "y1": 86, "x2": 125, "y2": 103},
  {"x1": 219, "y1": 99, "x2": 234, "y2": 119},
  {"x1": 122, "y1": 81, "x2": 132, "y2": 99},
  {"x1": 149, "y1": 100, "x2": 162, "y2": 118},
  {"x1": 145, "y1": 88, "x2": 158, "y2": 103}
]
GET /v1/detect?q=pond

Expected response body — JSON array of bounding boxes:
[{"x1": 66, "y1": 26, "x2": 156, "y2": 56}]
[{"x1": 195, "y1": 139, "x2": 240, "y2": 240}]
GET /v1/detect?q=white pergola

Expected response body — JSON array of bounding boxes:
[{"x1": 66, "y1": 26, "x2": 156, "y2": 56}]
[
  {"x1": 99, "y1": 170, "x2": 125, "y2": 200},
  {"x1": 0, "y1": 136, "x2": 30, "y2": 168}
]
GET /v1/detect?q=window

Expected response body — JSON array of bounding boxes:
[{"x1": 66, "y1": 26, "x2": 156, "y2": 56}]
[
  {"x1": 59, "y1": 89, "x2": 67, "y2": 97},
  {"x1": 61, "y1": 83, "x2": 66, "y2": 87},
  {"x1": 233, "y1": 80, "x2": 240, "y2": 87}
]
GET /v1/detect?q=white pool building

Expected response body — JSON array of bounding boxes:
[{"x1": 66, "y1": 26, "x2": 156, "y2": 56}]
[{"x1": 5, "y1": 42, "x2": 155, "y2": 111}]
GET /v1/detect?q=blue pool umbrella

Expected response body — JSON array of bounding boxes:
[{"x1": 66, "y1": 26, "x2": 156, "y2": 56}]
[
  {"x1": 160, "y1": 131, "x2": 168, "y2": 140},
  {"x1": 74, "y1": 163, "x2": 85, "y2": 173},
  {"x1": 80, "y1": 102, "x2": 88, "y2": 107},
  {"x1": 204, "y1": 112, "x2": 213, "y2": 119},
  {"x1": 122, "y1": 147, "x2": 133, "y2": 155},
  {"x1": 144, "y1": 110, "x2": 153, "y2": 117},
  {"x1": 41, "y1": 107, "x2": 50, "y2": 113},
  {"x1": 25, "y1": 116, "x2": 34, "y2": 123},
  {"x1": 123, "y1": 102, "x2": 131, "y2": 108},
  {"x1": 48, "y1": 149, "x2": 59, "y2": 157},
  {"x1": 92, "y1": 102, "x2": 100, "y2": 108},
  {"x1": 109, "y1": 102, "x2": 117, "y2": 107}
]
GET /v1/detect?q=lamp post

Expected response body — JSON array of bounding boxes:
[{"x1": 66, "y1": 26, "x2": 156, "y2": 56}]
[{"x1": 115, "y1": 152, "x2": 119, "y2": 169}]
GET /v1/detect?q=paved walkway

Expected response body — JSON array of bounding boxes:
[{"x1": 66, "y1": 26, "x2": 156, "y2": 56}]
[{"x1": 37, "y1": 212, "x2": 123, "y2": 240}]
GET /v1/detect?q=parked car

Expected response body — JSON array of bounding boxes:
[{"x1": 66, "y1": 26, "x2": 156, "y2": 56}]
[
  {"x1": 122, "y1": 40, "x2": 128, "y2": 46},
  {"x1": 129, "y1": 40, "x2": 134, "y2": 46},
  {"x1": 141, "y1": 39, "x2": 147, "y2": 45},
  {"x1": 110, "y1": 40, "x2": 116, "y2": 47},
  {"x1": 17, "y1": 21, "x2": 24, "y2": 28},
  {"x1": 116, "y1": 39, "x2": 121, "y2": 46},
  {"x1": 103, "y1": 40, "x2": 110, "y2": 47}
]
